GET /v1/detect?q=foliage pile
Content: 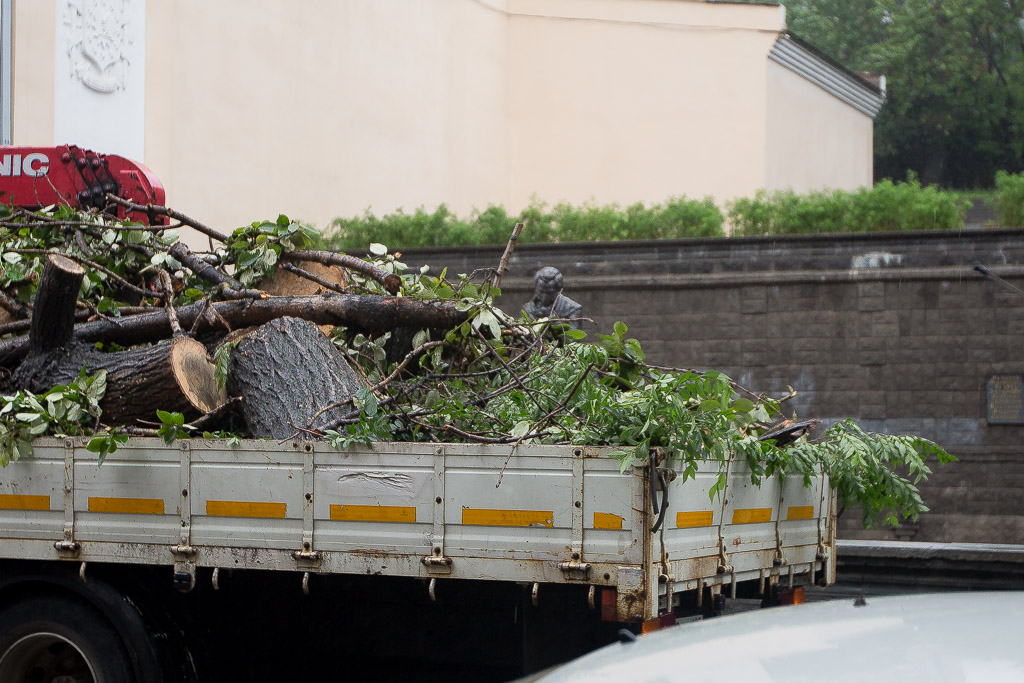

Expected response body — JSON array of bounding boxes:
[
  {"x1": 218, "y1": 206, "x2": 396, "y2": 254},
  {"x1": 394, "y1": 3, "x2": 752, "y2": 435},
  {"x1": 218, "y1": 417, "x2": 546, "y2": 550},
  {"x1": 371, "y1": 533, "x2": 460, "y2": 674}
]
[
  {"x1": 324, "y1": 196, "x2": 725, "y2": 250},
  {"x1": 726, "y1": 178, "x2": 970, "y2": 236},
  {"x1": 0, "y1": 203, "x2": 953, "y2": 528}
]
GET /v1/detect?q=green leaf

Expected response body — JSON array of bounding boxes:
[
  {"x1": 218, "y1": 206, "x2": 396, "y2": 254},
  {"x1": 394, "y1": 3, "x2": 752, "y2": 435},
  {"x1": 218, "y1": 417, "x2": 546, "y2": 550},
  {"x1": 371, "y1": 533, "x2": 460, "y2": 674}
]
[
  {"x1": 412, "y1": 329, "x2": 430, "y2": 349},
  {"x1": 424, "y1": 390, "x2": 440, "y2": 409},
  {"x1": 510, "y1": 420, "x2": 531, "y2": 438},
  {"x1": 731, "y1": 398, "x2": 755, "y2": 413}
]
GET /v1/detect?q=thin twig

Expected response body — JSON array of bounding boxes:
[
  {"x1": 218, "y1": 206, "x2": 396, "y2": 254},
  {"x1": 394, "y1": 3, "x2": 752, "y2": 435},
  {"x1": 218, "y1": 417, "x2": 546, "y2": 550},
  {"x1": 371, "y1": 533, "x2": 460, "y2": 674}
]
[
  {"x1": 303, "y1": 340, "x2": 449, "y2": 429},
  {"x1": 490, "y1": 222, "x2": 524, "y2": 288},
  {"x1": 189, "y1": 397, "x2": 244, "y2": 430},
  {"x1": 496, "y1": 361, "x2": 595, "y2": 488},
  {"x1": 76, "y1": 299, "x2": 123, "y2": 328},
  {"x1": 7, "y1": 248, "x2": 154, "y2": 300},
  {"x1": 473, "y1": 325, "x2": 553, "y2": 412},
  {"x1": 157, "y1": 269, "x2": 183, "y2": 337},
  {"x1": 188, "y1": 298, "x2": 212, "y2": 336},
  {"x1": 105, "y1": 194, "x2": 231, "y2": 243},
  {"x1": 280, "y1": 262, "x2": 349, "y2": 294}
]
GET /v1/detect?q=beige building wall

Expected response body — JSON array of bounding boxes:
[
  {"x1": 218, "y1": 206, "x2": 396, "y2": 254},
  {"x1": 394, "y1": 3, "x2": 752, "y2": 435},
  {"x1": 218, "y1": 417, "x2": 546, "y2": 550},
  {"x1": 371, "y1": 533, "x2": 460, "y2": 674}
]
[
  {"x1": 765, "y1": 60, "x2": 874, "y2": 193},
  {"x1": 7, "y1": 1, "x2": 880, "y2": 237},
  {"x1": 506, "y1": 0, "x2": 782, "y2": 210},
  {"x1": 145, "y1": 1, "x2": 510, "y2": 232}
]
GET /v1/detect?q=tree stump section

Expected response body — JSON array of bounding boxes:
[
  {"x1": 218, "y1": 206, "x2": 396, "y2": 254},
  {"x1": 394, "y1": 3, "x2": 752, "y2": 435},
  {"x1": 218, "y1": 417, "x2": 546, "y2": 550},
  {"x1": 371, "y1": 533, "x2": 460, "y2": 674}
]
[
  {"x1": 29, "y1": 254, "x2": 84, "y2": 355},
  {"x1": 228, "y1": 317, "x2": 365, "y2": 439},
  {"x1": 258, "y1": 260, "x2": 347, "y2": 297},
  {"x1": 13, "y1": 337, "x2": 225, "y2": 426}
]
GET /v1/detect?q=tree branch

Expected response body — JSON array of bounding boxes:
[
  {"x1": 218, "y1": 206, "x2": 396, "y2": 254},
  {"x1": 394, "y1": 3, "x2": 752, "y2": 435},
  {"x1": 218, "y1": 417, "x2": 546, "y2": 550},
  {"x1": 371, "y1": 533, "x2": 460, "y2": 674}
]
[
  {"x1": 0, "y1": 294, "x2": 468, "y2": 368},
  {"x1": 105, "y1": 194, "x2": 230, "y2": 243},
  {"x1": 282, "y1": 249, "x2": 401, "y2": 295}
]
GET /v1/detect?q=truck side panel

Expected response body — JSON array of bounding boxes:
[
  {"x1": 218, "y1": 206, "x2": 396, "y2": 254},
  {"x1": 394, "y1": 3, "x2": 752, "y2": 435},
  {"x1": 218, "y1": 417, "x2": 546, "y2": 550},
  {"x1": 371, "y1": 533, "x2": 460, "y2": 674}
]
[{"x1": 0, "y1": 437, "x2": 833, "y2": 623}]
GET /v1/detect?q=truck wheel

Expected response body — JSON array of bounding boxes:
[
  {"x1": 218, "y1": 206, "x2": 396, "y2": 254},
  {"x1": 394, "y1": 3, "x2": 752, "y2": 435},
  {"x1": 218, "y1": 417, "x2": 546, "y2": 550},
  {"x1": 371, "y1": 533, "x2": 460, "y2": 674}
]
[{"x1": 0, "y1": 594, "x2": 135, "y2": 683}]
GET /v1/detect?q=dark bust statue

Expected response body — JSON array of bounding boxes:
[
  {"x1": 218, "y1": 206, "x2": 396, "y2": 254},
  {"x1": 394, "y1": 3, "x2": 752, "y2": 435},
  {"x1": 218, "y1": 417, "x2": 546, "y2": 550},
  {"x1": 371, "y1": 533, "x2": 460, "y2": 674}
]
[{"x1": 522, "y1": 267, "x2": 582, "y2": 328}]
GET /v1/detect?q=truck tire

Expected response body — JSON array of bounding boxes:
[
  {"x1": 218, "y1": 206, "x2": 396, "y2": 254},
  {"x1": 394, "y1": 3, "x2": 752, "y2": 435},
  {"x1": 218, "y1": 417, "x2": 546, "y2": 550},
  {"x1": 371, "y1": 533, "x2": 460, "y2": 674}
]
[{"x1": 0, "y1": 594, "x2": 135, "y2": 683}]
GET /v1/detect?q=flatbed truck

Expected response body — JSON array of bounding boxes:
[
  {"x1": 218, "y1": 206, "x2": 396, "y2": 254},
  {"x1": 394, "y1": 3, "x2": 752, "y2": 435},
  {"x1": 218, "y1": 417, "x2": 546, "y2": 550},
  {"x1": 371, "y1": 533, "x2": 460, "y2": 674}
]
[{"x1": 0, "y1": 436, "x2": 835, "y2": 681}]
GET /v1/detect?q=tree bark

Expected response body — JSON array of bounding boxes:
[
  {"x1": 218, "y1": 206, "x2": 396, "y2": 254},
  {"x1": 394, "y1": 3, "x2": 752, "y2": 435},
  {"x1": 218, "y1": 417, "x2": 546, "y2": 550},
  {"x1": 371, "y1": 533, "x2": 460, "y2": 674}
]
[
  {"x1": 0, "y1": 294, "x2": 468, "y2": 369},
  {"x1": 29, "y1": 254, "x2": 84, "y2": 355},
  {"x1": 228, "y1": 317, "x2": 365, "y2": 439},
  {"x1": 12, "y1": 336, "x2": 224, "y2": 426}
]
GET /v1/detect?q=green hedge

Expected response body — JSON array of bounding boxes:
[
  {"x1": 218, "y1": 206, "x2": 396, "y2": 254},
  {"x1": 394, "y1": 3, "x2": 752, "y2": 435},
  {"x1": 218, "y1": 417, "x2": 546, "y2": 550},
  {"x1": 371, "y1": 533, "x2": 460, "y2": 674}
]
[
  {"x1": 995, "y1": 171, "x2": 1024, "y2": 227},
  {"x1": 323, "y1": 197, "x2": 725, "y2": 251},
  {"x1": 321, "y1": 175, "x2": 1024, "y2": 250},
  {"x1": 726, "y1": 179, "x2": 970, "y2": 236}
]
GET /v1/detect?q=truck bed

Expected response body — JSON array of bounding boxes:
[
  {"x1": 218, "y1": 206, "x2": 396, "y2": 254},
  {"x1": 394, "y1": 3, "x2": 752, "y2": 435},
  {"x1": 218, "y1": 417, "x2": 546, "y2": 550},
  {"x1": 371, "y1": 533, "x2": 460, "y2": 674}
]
[{"x1": 0, "y1": 437, "x2": 835, "y2": 622}]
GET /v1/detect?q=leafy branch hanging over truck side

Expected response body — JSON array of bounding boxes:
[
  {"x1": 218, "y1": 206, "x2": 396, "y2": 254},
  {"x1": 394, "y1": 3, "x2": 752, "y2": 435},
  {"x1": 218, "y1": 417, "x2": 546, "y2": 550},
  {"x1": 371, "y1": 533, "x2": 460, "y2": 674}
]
[{"x1": 0, "y1": 202, "x2": 953, "y2": 528}]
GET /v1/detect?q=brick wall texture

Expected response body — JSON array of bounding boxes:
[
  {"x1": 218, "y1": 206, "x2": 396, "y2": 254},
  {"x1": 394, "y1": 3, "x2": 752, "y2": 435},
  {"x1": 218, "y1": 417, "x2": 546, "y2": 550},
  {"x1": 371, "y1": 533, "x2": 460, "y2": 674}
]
[{"x1": 400, "y1": 229, "x2": 1024, "y2": 544}]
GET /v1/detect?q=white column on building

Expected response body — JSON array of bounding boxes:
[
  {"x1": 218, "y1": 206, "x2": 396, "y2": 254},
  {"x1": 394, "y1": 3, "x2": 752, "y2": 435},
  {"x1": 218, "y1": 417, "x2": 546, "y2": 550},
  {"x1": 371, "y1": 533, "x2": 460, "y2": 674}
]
[{"x1": 53, "y1": 0, "x2": 145, "y2": 160}]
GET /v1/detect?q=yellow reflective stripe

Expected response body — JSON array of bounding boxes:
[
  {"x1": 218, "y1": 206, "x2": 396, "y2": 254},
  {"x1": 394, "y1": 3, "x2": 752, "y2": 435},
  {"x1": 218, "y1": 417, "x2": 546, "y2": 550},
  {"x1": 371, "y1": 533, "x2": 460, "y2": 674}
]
[
  {"x1": 330, "y1": 504, "x2": 416, "y2": 523},
  {"x1": 462, "y1": 508, "x2": 553, "y2": 528},
  {"x1": 206, "y1": 500, "x2": 287, "y2": 519},
  {"x1": 89, "y1": 497, "x2": 165, "y2": 515},
  {"x1": 786, "y1": 505, "x2": 815, "y2": 520},
  {"x1": 732, "y1": 508, "x2": 772, "y2": 524},
  {"x1": 0, "y1": 494, "x2": 49, "y2": 511},
  {"x1": 593, "y1": 512, "x2": 623, "y2": 530},
  {"x1": 676, "y1": 511, "x2": 714, "y2": 528}
]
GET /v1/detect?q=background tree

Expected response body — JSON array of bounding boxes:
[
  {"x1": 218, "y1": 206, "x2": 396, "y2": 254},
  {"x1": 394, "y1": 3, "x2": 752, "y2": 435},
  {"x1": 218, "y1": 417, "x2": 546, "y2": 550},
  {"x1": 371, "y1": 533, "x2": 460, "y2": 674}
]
[{"x1": 785, "y1": 0, "x2": 1024, "y2": 188}]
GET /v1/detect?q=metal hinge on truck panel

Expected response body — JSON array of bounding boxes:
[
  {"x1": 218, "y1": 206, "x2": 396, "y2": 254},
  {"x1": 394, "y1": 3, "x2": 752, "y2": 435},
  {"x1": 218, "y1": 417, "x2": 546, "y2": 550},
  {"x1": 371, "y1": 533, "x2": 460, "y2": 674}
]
[
  {"x1": 171, "y1": 441, "x2": 197, "y2": 592},
  {"x1": 559, "y1": 448, "x2": 591, "y2": 579},
  {"x1": 293, "y1": 442, "x2": 320, "y2": 565},
  {"x1": 422, "y1": 445, "x2": 452, "y2": 574},
  {"x1": 54, "y1": 438, "x2": 80, "y2": 555}
]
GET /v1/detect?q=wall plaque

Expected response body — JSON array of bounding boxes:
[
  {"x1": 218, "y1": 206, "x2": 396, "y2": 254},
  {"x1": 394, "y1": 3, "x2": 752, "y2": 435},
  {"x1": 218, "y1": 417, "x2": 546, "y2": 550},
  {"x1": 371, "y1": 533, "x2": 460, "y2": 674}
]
[{"x1": 986, "y1": 374, "x2": 1024, "y2": 424}]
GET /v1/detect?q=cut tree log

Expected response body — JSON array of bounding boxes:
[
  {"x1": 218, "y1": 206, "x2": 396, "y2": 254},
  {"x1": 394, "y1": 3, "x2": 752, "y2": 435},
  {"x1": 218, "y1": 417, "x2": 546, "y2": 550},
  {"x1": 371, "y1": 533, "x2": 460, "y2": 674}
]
[
  {"x1": 258, "y1": 260, "x2": 347, "y2": 335},
  {"x1": 13, "y1": 336, "x2": 225, "y2": 426},
  {"x1": 8, "y1": 251, "x2": 224, "y2": 424},
  {"x1": 227, "y1": 316, "x2": 366, "y2": 439},
  {"x1": 0, "y1": 294, "x2": 469, "y2": 369},
  {"x1": 28, "y1": 254, "x2": 84, "y2": 356}
]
